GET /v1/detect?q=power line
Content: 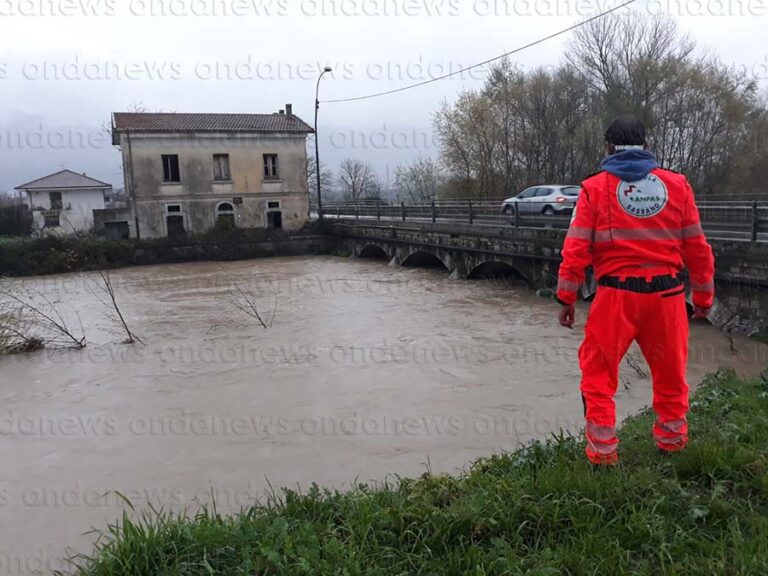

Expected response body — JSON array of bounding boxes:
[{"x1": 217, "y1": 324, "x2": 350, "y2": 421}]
[{"x1": 322, "y1": 0, "x2": 637, "y2": 104}]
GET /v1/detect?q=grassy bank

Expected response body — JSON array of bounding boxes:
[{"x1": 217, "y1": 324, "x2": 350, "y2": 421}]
[{"x1": 68, "y1": 370, "x2": 768, "y2": 575}]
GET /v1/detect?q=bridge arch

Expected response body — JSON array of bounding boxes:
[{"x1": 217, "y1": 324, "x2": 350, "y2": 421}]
[
  {"x1": 467, "y1": 260, "x2": 529, "y2": 286},
  {"x1": 359, "y1": 244, "x2": 390, "y2": 261},
  {"x1": 401, "y1": 250, "x2": 449, "y2": 270}
]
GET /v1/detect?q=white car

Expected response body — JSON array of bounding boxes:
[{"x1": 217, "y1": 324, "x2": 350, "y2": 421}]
[{"x1": 501, "y1": 185, "x2": 580, "y2": 215}]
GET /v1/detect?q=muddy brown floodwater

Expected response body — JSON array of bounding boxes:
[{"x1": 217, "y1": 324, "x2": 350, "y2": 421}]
[{"x1": 1, "y1": 255, "x2": 766, "y2": 574}]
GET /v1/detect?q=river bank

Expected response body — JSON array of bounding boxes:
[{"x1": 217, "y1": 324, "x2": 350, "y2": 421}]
[
  {"x1": 68, "y1": 369, "x2": 768, "y2": 575},
  {"x1": 0, "y1": 224, "x2": 328, "y2": 277}
]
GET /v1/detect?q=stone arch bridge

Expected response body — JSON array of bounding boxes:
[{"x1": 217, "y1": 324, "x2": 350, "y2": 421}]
[
  {"x1": 329, "y1": 221, "x2": 768, "y2": 334},
  {"x1": 352, "y1": 226, "x2": 561, "y2": 288}
]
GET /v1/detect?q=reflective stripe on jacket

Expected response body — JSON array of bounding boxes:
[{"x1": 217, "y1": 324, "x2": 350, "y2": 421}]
[{"x1": 556, "y1": 168, "x2": 715, "y2": 308}]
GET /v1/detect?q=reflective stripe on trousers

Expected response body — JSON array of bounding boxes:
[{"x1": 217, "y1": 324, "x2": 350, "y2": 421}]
[
  {"x1": 654, "y1": 418, "x2": 688, "y2": 451},
  {"x1": 585, "y1": 421, "x2": 618, "y2": 459}
]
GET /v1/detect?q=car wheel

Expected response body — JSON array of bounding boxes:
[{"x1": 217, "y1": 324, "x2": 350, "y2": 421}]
[
  {"x1": 503, "y1": 204, "x2": 515, "y2": 215},
  {"x1": 542, "y1": 206, "x2": 555, "y2": 215}
]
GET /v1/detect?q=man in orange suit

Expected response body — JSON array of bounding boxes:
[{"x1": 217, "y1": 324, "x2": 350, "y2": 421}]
[{"x1": 557, "y1": 115, "x2": 715, "y2": 465}]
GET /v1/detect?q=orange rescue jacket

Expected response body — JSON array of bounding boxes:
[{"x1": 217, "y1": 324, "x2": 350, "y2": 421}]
[{"x1": 556, "y1": 168, "x2": 715, "y2": 308}]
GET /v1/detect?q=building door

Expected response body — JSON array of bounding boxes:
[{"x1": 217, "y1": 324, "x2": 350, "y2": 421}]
[
  {"x1": 267, "y1": 211, "x2": 283, "y2": 229},
  {"x1": 166, "y1": 215, "x2": 186, "y2": 237}
]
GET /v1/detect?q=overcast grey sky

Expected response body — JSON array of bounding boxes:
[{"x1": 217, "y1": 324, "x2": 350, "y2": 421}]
[{"x1": 1, "y1": 0, "x2": 766, "y2": 193}]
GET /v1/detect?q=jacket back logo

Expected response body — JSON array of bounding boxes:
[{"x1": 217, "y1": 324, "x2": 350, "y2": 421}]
[{"x1": 616, "y1": 174, "x2": 668, "y2": 218}]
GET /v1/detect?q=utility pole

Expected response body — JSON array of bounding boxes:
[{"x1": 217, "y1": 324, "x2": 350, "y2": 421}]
[{"x1": 314, "y1": 66, "x2": 333, "y2": 220}]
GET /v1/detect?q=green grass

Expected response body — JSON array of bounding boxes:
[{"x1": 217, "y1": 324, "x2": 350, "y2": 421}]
[{"x1": 68, "y1": 369, "x2": 768, "y2": 575}]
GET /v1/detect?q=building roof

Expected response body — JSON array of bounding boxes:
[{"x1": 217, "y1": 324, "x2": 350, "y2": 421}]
[
  {"x1": 111, "y1": 112, "x2": 314, "y2": 135},
  {"x1": 15, "y1": 169, "x2": 112, "y2": 191}
]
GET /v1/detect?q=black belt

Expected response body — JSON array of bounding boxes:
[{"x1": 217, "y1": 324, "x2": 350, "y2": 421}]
[{"x1": 598, "y1": 274, "x2": 683, "y2": 294}]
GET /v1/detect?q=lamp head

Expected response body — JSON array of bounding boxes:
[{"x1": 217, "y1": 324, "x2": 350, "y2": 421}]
[{"x1": 323, "y1": 66, "x2": 333, "y2": 73}]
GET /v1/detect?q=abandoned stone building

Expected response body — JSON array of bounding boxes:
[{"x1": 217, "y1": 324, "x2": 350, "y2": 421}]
[{"x1": 110, "y1": 107, "x2": 313, "y2": 238}]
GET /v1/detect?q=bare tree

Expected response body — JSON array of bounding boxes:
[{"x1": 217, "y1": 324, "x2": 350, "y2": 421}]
[
  {"x1": 337, "y1": 158, "x2": 381, "y2": 202},
  {"x1": 223, "y1": 268, "x2": 277, "y2": 329},
  {"x1": 435, "y1": 12, "x2": 765, "y2": 199},
  {"x1": 435, "y1": 61, "x2": 602, "y2": 198},
  {"x1": 0, "y1": 292, "x2": 43, "y2": 354},
  {"x1": 90, "y1": 270, "x2": 142, "y2": 344},
  {"x1": 566, "y1": 11, "x2": 757, "y2": 195},
  {"x1": 567, "y1": 12, "x2": 695, "y2": 120},
  {"x1": 0, "y1": 283, "x2": 85, "y2": 350},
  {"x1": 306, "y1": 154, "x2": 335, "y2": 202},
  {"x1": 394, "y1": 156, "x2": 444, "y2": 202},
  {"x1": 434, "y1": 91, "x2": 500, "y2": 198}
]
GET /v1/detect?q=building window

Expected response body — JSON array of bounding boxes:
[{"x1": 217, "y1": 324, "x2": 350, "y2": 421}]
[
  {"x1": 216, "y1": 202, "x2": 235, "y2": 227},
  {"x1": 263, "y1": 154, "x2": 279, "y2": 180},
  {"x1": 213, "y1": 154, "x2": 231, "y2": 181},
  {"x1": 162, "y1": 154, "x2": 181, "y2": 182},
  {"x1": 44, "y1": 212, "x2": 60, "y2": 228},
  {"x1": 268, "y1": 201, "x2": 280, "y2": 209},
  {"x1": 166, "y1": 204, "x2": 181, "y2": 213},
  {"x1": 49, "y1": 191, "x2": 63, "y2": 210}
]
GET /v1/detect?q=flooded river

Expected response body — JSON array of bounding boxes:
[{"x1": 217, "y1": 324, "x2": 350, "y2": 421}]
[{"x1": 1, "y1": 255, "x2": 766, "y2": 574}]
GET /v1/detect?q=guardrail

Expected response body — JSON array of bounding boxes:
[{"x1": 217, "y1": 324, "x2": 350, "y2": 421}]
[{"x1": 312, "y1": 199, "x2": 768, "y2": 242}]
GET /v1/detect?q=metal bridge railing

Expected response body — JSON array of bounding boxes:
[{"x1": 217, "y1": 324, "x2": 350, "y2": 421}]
[{"x1": 311, "y1": 199, "x2": 767, "y2": 242}]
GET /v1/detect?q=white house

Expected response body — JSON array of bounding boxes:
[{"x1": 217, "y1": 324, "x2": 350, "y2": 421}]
[{"x1": 14, "y1": 170, "x2": 112, "y2": 235}]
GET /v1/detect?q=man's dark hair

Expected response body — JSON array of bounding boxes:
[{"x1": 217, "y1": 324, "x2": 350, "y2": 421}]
[{"x1": 604, "y1": 115, "x2": 646, "y2": 147}]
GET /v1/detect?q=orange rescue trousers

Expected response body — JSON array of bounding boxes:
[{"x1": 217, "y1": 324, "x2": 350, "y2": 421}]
[{"x1": 580, "y1": 285, "x2": 690, "y2": 464}]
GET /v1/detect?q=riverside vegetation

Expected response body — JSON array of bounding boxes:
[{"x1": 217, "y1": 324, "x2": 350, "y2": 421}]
[
  {"x1": 0, "y1": 223, "x2": 324, "y2": 277},
  {"x1": 67, "y1": 369, "x2": 768, "y2": 575}
]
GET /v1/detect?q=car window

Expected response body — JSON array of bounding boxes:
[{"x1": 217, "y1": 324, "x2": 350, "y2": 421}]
[
  {"x1": 561, "y1": 186, "x2": 580, "y2": 196},
  {"x1": 518, "y1": 188, "x2": 536, "y2": 199},
  {"x1": 535, "y1": 188, "x2": 551, "y2": 197}
]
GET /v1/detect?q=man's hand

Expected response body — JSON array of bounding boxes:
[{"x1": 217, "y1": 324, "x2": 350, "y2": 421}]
[
  {"x1": 559, "y1": 304, "x2": 575, "y2": 329},
  {"x1": 692, "y1": 305, "x2": 711, "y2": 320}
]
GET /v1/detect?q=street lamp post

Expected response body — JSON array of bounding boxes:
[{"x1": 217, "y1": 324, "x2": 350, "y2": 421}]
[{"x1": 314, "y1": 66, "x2": 332, "y2": 221}]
